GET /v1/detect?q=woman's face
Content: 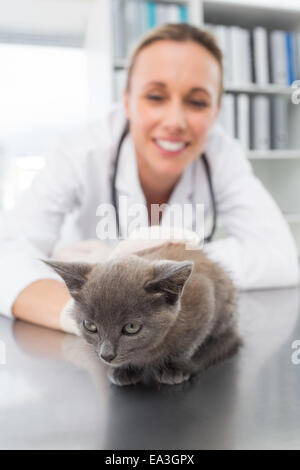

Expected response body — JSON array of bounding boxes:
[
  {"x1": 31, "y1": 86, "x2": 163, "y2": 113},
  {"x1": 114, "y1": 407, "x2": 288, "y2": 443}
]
[{"x1": 124, "y1": 40, "x2": 221, "y2": 179}]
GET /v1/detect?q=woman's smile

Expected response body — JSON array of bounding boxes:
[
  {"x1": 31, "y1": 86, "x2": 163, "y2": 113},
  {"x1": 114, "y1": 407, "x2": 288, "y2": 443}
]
[{"x1": 153, "y1": 137, "x2": 190, "y2": 157}]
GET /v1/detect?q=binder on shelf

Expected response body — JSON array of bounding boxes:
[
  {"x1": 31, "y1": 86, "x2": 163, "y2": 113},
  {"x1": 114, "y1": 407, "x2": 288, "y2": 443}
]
[
  {"x1": 147, "y1": 1, "x2": 156, "y2": 29},
  {"x1": 270, "y1": 96, "x2": 289, "y2": 150},
  {"x1": 225, "y1": 26, "x2": 252, "y2": 85},
  {"x1": 207, "y1": 23, "x2": 299, "y2": 88},
  {"x1": 165, "y1": 4, "x2": 181, "y2": 23},
  {"x1": 295, "y1": 32, "x2": 300, "y2": 81},
  {"x1": 252, "y1": 27, "x2": 269, "y2": 85},
  {"x1": 156, "y1": 3, "x2": 168, "y2": 25},
  {"x1": 269, "y1": 30, "x2": 288, "y2": 86},
  {"x1": 124, "y1": 0, "x2": 139, "y2": 57},
  {"x1": 251, "y1": 95, "x2": 270, "y2": 150},
  {"x1": 146, "y1": 1, "x2": 187, "y2": 29},
  {"x1": 286, "y1": 32, "x2": 296, "y2": 85},
  {"x1": 229, "y1": 26, "x2": 242, "y2": 85},
  {"x1": 137, "y1": 0, "x2": 149, "y2": 39},
  {"x1": 237, "y1": 94, "x2": 250, "y2": 150},
  {"x1": 218, "y1": 93, "x2": 235, "y2": 139},
  {"x1": 229, "y1": 26, "x2": 252, "y2": 85},
  {"x1": 210, "y1": 24, "x2": 233, "y2": 84},
  {"x1": 240, "y1": 28, "x2": 252, "y2": 84},
  {"x1": 112, "y1": 0, "x2": 126, "y2": 58},
  {"x1": 179, "y1": 4, "x2": 188, "y2": 22}
]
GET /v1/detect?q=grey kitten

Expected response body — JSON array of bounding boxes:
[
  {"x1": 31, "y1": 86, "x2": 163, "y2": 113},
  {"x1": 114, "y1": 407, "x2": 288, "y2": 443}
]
[{"x1": 43, "y1": 242, "x2": 241, "y2": 386}]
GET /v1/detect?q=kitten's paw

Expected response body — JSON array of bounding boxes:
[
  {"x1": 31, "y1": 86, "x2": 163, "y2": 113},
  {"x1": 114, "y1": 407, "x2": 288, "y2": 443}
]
[
  {"x1": 152, "y1": 365, "x2": 191, "y2": 385},
  {"x1": 107, "y1": 365, "x2": 143, "y2": 386}
]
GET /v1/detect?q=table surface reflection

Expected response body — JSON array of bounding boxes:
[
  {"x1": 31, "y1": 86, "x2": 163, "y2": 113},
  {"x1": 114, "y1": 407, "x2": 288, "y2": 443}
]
[{"x1": 1, "y1": 286, "x2": 300, "y2": 450}]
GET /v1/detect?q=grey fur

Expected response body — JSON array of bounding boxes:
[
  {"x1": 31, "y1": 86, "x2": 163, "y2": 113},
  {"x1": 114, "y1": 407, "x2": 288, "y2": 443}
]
[{"x1": 42, "y1": 242, "x2": 242, "y2": 386}]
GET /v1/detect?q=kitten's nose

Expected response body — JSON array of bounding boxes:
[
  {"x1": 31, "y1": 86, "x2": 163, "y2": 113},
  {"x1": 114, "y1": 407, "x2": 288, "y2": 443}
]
[{"x1": 100, "y1": 353, "x2": 116, "y2": 363}]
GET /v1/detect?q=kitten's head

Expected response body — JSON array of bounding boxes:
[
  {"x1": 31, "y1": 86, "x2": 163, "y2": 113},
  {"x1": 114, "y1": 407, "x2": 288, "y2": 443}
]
[{"x1": 43, "y1": 255, "x2": 193, "y2": 367}]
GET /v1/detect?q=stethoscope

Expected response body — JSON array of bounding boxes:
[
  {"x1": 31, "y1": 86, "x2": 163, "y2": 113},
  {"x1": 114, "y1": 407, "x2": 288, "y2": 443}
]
[{"x1": 111, "y1": 120, "x2": 217, "y2": 244}]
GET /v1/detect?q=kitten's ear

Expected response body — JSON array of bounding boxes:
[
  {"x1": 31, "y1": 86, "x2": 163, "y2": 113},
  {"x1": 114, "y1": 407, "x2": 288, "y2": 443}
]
[
  {"x1": 144, "y1": 260, "x2": 194, "y2": 305},
  {"x1": 40, "y1": 259, "x2": 94, "y2": 299}
]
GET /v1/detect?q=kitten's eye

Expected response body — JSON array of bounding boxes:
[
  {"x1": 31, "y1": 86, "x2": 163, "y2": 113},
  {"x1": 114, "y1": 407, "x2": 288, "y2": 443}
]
[
  {"x1": 122, "y1": 323, "x2": 141, "y2": 335},
  {"x1": 83, "y1": 320, "x2": 98, "y2": 333}
]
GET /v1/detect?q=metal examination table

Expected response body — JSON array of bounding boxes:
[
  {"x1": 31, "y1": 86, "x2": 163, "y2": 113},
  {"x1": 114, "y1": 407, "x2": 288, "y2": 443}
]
[{"x1": 1, "y1": 286, "x2": 300, "y2": 450}]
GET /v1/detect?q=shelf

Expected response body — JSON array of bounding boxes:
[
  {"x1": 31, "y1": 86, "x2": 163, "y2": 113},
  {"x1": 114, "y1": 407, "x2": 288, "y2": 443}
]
[
  {"x1": 113, "y1": 63, "x2": 293, "y2": 96},
  {"x1": 224, "y1": 83, "x2": 292, "y2": 96},
  {"x1": 247, "y1": 150, "x2": 300, "y2": 160}
]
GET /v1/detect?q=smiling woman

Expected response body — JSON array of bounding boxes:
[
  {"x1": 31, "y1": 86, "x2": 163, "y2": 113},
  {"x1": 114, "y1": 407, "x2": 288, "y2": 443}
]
[
  {"x1": 123, "y1": 25, "x2": 223, "y2": 208},
  {"x1": 0, "y1": 22, "x2": 299, "y2": 335}
]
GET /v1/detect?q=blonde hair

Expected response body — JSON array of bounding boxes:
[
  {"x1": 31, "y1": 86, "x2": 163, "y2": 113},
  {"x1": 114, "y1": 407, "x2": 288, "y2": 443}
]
[{"x1": 125, "y1": 23, "x2": 223, "y2": 103}]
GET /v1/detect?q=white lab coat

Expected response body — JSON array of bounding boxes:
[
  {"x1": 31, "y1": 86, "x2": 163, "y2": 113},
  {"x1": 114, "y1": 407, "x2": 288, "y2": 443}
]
[{"x1": 0, "y1": 102, "x2": 299, "y2": 318}]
